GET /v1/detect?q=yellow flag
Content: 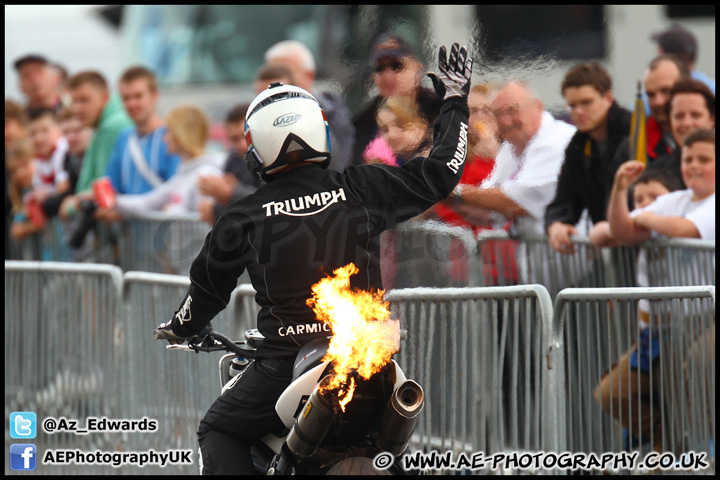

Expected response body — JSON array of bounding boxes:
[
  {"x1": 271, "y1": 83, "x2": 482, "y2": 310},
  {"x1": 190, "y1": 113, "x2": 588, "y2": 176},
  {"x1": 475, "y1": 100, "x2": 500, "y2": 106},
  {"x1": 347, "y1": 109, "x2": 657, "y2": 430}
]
[{"x1": 629, "y1": 80, "x2": 647, "y2": 165}]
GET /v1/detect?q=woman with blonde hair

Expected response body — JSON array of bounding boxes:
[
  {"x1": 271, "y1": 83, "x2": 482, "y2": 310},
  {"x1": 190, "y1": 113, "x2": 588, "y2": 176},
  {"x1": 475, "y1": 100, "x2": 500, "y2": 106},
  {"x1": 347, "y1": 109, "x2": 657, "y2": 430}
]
[{"x1": 102, "y1": 105, "x2": 224, "y2": 218}]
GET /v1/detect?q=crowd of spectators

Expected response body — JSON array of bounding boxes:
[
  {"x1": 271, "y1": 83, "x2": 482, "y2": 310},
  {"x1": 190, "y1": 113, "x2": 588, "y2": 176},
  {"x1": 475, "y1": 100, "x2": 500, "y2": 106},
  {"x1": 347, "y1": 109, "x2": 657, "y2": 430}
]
[{"x1": 5, "y1": 26, "x2": 715, "y2": 271}]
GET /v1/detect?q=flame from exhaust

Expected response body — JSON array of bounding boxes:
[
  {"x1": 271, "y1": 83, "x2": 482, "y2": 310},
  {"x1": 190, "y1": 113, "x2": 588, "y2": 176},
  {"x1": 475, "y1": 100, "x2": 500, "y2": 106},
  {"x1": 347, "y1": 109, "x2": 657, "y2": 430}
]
[
  {"x1": 337, "y1": 377, "x2": 356, "y2": 412},
  {"x1": 307, "y1": 263, "x2": 400, "y2": 411}
]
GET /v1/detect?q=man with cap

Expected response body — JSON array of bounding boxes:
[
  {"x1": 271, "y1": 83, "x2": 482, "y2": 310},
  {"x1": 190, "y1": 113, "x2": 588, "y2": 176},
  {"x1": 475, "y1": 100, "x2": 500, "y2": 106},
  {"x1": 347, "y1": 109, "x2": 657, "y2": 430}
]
[
  {"x1": 351, "y1": 33, "x2": 441, "y2": 166},
  {"x1": 652, "y1": 25, "x2": 714, "y2": 95},
  {"x1": 14, "y1": 54, "x2": 64, "y2": 116}
]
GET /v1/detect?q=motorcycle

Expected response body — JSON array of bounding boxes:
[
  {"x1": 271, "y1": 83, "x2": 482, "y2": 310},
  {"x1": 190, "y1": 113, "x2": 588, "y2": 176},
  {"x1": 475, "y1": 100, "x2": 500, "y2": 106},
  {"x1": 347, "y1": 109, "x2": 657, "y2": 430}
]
[{"x1": 168, "y1": 327, "x2": 425, "y2": 475}]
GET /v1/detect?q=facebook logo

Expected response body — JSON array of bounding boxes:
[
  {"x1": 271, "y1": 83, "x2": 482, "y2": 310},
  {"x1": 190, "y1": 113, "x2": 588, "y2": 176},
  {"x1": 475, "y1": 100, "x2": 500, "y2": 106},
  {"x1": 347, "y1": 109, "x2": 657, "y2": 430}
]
[
  {"x1": 10, "y1": 444, "x2": 37, "y2": 471},
  {"x1": 10, "y1": 411, "x2": 37, "y2": 439}
]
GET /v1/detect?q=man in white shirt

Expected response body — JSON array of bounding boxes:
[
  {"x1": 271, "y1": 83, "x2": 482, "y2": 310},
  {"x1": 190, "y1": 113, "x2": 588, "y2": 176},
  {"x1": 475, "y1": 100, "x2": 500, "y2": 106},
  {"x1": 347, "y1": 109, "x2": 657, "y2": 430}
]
[
  {"x1": 441, "y1": 81, "x2": 575, "y2": 441},
  {"x1": 450, "y1": 80, "x2": 576, "y2": 235}
]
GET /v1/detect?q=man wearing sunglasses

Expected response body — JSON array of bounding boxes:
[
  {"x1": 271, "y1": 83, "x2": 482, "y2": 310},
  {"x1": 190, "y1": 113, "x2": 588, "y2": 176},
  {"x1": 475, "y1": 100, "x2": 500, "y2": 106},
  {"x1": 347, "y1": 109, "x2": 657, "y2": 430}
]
[{"x1": 351, "y1": 33, "x2": 441, "y2": 166}]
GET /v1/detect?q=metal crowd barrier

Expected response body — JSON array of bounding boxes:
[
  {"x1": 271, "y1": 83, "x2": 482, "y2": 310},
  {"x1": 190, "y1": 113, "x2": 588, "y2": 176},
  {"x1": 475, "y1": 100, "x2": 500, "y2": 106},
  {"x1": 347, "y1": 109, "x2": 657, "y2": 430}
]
[
  {"x1": 8, "y1": 218, "x2": 715, "y2": 298},
  {"x1": 116, "y1": 272, "x2": 237, "y2": 475},
  {"x1": 385, "y1": 285, "x2": 558, "y2": 474},
  {"x1": 5, "y1": 261, "x2": 124, "y2": 475},
  {"x1": 7, "y1": 213, "x2": 212, "y2": 277},
  {"x1": 476, "y1": 230, "x2": 640, "y2": 296},
  {"x1": 644, "y1": 238, "x2": 716, "y2": 288},
  {"x1": 387, "y1": 220, "x2": 481, "y2": 289},
  {"x1": 476, "y1": 230, "x2": 715, "y2": 295},
  {"x1": 115, "y1": 212, "x2": 212, "y2": 277},
  {"x1": 6, "y1": 216, "x2": 92, "y2": 263},
  {"x1": 5, "y1": 259, "x2": 716, "y2": 475},
  {"x1": 553, "y1": 286, "x2": 716, "y2": 474},
  {"x1": 4, "y1": 264, "x2": 256, "y2": 475}
]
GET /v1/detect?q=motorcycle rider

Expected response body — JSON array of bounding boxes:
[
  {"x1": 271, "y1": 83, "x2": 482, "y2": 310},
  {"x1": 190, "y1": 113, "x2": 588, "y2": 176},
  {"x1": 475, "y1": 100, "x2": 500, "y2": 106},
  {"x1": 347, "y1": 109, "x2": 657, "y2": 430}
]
[{"x1": 154, "y1": 43, "x2": 473, "y2": 475}]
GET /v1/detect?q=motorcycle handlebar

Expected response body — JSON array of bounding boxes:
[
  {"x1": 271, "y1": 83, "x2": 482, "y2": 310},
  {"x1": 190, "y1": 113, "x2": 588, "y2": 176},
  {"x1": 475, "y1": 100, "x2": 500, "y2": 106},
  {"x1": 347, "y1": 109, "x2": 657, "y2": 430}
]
[{"x1": 167, "y1": 330, "x2": 257, "y2": 359}]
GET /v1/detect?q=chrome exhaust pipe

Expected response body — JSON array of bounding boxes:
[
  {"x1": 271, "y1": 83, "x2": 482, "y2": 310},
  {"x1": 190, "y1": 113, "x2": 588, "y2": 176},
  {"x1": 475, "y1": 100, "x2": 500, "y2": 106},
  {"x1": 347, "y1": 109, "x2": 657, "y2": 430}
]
[
  {"x1": 376, "y1": 379, "x2": 424, "y2": 456},
  {"x1": 285, "y1": 375, "x2": 338, "y2": 460}
]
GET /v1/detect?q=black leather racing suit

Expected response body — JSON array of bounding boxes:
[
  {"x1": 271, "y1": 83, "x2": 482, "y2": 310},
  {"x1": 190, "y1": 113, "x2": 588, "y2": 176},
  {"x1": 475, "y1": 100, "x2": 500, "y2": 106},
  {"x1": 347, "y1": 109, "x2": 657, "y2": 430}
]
[
  {"x1": 168, "y1": 96, "x2": 469, "y2": 474},
  {"x1": 170, "y1": 96, "x2": 469, "y2": 356}
]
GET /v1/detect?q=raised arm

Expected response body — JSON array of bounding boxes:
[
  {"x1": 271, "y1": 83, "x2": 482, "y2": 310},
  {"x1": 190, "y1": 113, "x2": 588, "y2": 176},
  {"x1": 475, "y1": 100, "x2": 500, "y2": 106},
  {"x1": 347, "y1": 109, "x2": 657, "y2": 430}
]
[
  {"x1": 345, "y1": 43, "x2": 473, "y2": 221},
  {"x1": 607, "y1": 160, "x2": 652, "y2": 244}
]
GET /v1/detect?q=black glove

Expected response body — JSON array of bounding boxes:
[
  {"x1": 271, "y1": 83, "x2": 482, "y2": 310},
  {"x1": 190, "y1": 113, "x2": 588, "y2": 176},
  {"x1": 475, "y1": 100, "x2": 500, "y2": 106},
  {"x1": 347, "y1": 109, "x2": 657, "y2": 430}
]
[{"x1": 427, "y1": 42, "x2": 473, "y2": 100}]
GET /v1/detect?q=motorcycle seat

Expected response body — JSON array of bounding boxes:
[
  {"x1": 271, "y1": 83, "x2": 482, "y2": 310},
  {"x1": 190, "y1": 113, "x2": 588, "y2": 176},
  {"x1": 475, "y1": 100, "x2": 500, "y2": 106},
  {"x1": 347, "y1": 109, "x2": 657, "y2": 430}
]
[{"x1": 292, "y1": 337, "x2": 330, "y2": 382}]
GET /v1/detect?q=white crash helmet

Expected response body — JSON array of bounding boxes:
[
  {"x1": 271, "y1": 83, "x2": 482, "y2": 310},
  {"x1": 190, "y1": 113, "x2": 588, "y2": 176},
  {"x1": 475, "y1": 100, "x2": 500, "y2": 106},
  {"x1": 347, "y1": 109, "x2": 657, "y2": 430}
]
[{"x1": 244, "y1": 82, "x2": 331, "y2": 181}]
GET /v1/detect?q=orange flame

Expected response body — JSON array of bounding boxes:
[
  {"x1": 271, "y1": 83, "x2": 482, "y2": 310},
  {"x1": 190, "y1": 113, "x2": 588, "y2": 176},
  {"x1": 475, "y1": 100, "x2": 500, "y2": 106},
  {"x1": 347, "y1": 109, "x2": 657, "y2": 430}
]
[{"x1": 307, "y1": 263, "x2": 400, "y2": 411}]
